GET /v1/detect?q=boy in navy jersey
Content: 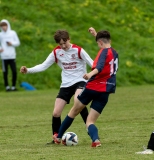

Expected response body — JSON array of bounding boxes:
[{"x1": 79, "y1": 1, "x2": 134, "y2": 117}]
[{"x1": 53, "y1": 27, "x2": 118, "y2": 147}]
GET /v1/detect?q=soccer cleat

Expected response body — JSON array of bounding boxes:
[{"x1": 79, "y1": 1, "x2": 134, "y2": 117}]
[
  {"x1": 136, "y1": 149, "x2": 153, "y2": 154},
  {"x1": 53, "y1": 133, "x2": 61, "y2": 144},
  {"x1": 91, "y1": 139, "x2": 101, "y2": 147},
  {"x1": 62, "y1": 140, "x2": 66, "y2": 145}
]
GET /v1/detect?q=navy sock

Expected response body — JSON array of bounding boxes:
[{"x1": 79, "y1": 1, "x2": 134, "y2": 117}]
[
  {"x1": 88, "y1": 124, "x2": 99, "y2": 142},
  {"x1": 57, "y1": 115, "x2": 74, "y2": 138}
]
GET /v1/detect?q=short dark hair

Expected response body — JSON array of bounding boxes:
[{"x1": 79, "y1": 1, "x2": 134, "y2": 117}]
[
  {"x1": 54, "y1": 30, "x2": 70, "y2": 43},
  {"x1": 96, "y1": 30, "x2": 111, "y2": 43},
  {"x1": 0, "y1": 22, "x2": 7, "y2": 26}
]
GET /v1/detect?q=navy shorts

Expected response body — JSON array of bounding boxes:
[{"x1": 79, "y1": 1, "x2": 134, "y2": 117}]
[
  {"x1": 57, "y1": 81, "x2": 86, "y2": 104},
  {"x1": 78, "y1": 88, "x2": 109, "y2": 114}
]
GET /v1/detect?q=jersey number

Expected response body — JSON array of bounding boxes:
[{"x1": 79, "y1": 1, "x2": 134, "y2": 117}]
[{"x1": 109, "y1": 58, "x2": 118, "y2": 75}]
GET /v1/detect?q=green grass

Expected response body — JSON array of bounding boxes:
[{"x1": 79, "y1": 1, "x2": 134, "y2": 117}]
[{"x1": 0, "y1": 85, "x2": 154, "y2": 160}]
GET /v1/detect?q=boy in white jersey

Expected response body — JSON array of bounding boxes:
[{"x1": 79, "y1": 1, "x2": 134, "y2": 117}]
[{"x1": 20, "y1": 30, "x2": 93, "y2": 144}]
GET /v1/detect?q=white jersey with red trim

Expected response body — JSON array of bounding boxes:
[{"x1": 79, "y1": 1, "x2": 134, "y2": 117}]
[{"x1": 27, "y1": 44, "x2": 93, "y2": 87}]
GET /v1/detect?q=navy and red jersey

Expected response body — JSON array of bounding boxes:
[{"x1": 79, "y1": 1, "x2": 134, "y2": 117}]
[{"x1": 86, "y1": 47, "x2": 118, "y2": 93}]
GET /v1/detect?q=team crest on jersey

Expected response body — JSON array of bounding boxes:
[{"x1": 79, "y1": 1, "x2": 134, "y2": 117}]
[{"x1": 71, "y1": 54, "x2": 76, "y2": 60}]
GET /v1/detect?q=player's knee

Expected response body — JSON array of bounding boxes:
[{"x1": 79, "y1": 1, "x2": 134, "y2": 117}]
[
  {"x1": 53, "y1": 111, "x2": 61, "y2": 117},
  {"x1": 74, "y1": 109, "x2": 80, "y2": 116},
  {"x1": 86, "y1": 120, "x2": 94, "y2": 128},
  {"x1": 71, "y1": 107, "x2": 82, "y2": 117}
]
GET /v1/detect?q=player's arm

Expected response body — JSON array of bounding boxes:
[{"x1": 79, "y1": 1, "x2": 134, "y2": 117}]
[
  {"x1": 20, "y1": 66, "x2": 28, "y2": 74},
  {"x1": 0, "y1": 48, "x2": 4, "y2": 53},
  {"x1": 0, "y1": 44, "x2": 3, "y2": 52},
  {"x1": 83, "y1": 68, "x2": 98, "y2": 80},
  {"x1": 88, "y1": 27, "x2": 97, "y2": 37},
  {"x1": 95, "y1": 49, "x2": 108, "y2": 73},
  {"x1": 20, "y1": 52, "x2": 55, "y2": 74},
  {"x1": 83, "y1": 50, "x2": 107, "y2": 80},
  {"x1": 80, "y1": 48, "x2": 93, "y2": 67}
]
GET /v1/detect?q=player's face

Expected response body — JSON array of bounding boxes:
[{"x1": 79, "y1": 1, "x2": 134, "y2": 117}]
[
  {"x1": 1, "y1": 25, "x2": 8, "y2": 32},
  {"x1": 59, "y1": 39, "x2": 71, "y2": 51}
]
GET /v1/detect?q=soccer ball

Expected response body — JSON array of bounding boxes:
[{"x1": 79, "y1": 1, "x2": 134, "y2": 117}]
[{"x1": 62, "y1": 132, "x2": 78, "y2": 146}]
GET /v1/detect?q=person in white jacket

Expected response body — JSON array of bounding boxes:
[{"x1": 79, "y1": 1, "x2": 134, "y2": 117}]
[
  {"x1": 20, "y1": 29, "x2": 93, "y2": 144},
  {"x1": 0, "y1": 19, "x2": 20, "y2": 91}
]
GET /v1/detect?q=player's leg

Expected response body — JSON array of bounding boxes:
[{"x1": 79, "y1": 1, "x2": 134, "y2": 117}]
[
  {"x1": 53, "y1": 88, "x2": 92, "y2": 143},
  {"x1": 2, "y1": 60, "x2": 10, "y2": 91},
  {"x1": 136, "y1": 131, "x2": 154, "y2": 154},
  {"x1": 74, "y1": 88, "x2": 88, "y2": 124},
  {"x1": 147, "y1": 131, "x2": 154, "y2": 151},
  {"x1": 86, "y1": 109, "x2": 101, "y2": 147},
  {"x1": 9, "y1": 59, "x2": 17, "y2": 91},
  {"x1": 46, "y1": 98, "x2": 67, "y2": 144},
  {"x1": 86, "y1": 92, "x2": 109, "y2": 147},
  {"x1": 49, "y1": 87, "x2": 72, "y2": 144},
  {"x1": 52, "y1": 98, "x2": 67, "y2": 135},
  {"x1": 55, "y1": 98, "x2": 86, "y2": 141}
]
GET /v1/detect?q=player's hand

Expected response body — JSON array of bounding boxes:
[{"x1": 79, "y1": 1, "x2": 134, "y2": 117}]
[
  {"x1": 83, "y1": 73, "x2": 92, "y2": 80},
  {"x1": 6, "y1": 41, "x2": 12, "y2": 46},
  {"x1": 0, "y1": 49, "x2": 4, "y2": 53},
  {"x1": 88, "y1": 27, "x2": 97, "y2": 37},
  {"x1": 20, "y1": 66, "x2": 28, "y2": 74}
]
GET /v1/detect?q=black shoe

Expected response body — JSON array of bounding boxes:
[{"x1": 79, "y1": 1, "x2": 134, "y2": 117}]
[
  {"x1": 11, "y1": 88, "x2": 18, "y2": 91},
  {"x1": 46, "y1": 140, "x2": 55, "y2": 145},
  {"x1": 6, "y1": 88, "x2": 11, "y2": 92}
]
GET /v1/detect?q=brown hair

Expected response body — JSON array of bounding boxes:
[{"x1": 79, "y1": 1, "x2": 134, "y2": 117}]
[
  {"x1": 96, "y1": 30, "x2": 111, "y2": 43},
  {"x1": 0, "y1": 22, "x2": 7, "y2": 26},
  {"x1": 54, "y1": 30, "x2": 70, "y2": 43}
]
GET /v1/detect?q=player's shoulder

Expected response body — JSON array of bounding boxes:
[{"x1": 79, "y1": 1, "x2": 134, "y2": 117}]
[
  {"x1": 111, "y1": 47, "x2": 118, "y2": 55},
  {"x1": 53, "y1": 46, "x2": 61, "y2": 53},
  {"x1": 102, "y1": 47, "x2": 118, "y2": 54},
  {"x1": 99, "y1": 48, "x2": 108, "y2": 55},
  {"x1": 53, "y1": 46, "x2": 61, "y2": 50},
  {"x1": 72, "y1": 44, "x2": 82, "y2": 49}
]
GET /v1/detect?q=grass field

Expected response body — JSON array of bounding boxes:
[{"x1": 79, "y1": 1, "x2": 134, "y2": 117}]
[{"x1": 0, "y1": 85, "x2": 154, "y2": 160}]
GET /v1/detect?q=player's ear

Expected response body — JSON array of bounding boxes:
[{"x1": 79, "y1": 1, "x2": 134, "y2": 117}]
[{"x1": 99, "y1": 40, "x2": 103, "y2": 46}]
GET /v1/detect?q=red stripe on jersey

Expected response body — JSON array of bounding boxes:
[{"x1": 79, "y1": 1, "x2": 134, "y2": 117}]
[
  {"x1": 92, "y1": 48, "x2": 103, "y2": 70},
  {"x1": 53, "y1": 46, "x2": 61, "y2": 63},
  {"x1": 72, "y1": 44, "x2": 82, "y2": 59}
]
